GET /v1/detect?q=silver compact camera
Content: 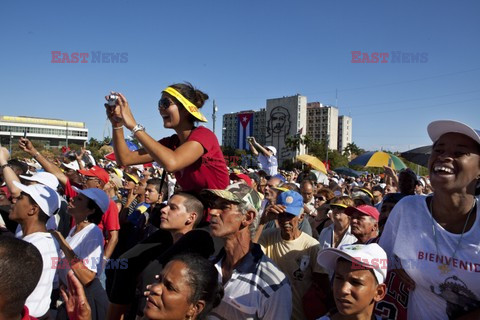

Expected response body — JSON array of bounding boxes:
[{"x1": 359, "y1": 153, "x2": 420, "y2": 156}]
[{"x1": 107, "y1": 94, "x2": 118, "y2": 106}]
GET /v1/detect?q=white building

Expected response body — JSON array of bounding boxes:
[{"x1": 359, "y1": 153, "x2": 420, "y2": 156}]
[
  {"x1": 306, "y1": 103, "x2": 339, "y2": 150},
  {"x1": 0, "y1": 115, "x2": 88, "y2": 148},
  {"x1": 338, "y1": 115, "x2": 353, "y2": 153},
  {"x1": 222, "y1": 109, "x2": 266, "y2": 149},
  {"x1": 266, "y1": 95, "x2": 307, "y2": 165}
]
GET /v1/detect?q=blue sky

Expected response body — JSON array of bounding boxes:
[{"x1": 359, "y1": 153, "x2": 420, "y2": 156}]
[{"x1": 1, "y1": 0, "x2": 479, "y2": 152}]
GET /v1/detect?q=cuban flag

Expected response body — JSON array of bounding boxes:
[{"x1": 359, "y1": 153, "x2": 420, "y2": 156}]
[{"x1": 237, "y1": 113, "x2": 253, "y2": 150}]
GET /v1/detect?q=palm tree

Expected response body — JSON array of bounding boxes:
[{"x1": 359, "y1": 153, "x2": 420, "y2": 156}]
[{"x1": 343, "y1": 142, "x2": 363, "y2": 158}]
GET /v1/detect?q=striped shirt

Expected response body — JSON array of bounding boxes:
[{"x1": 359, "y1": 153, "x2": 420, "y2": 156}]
[{"x1": 208, "y1": 243, "x2": 292, "y2": 320}]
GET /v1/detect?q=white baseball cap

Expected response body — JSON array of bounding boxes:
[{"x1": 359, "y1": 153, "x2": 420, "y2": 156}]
[
  {"x1": 13, "y1": 181, "x2": 60, "y2": 217},
  {"x1": 72, "y1": 187, "x2": 109, "y2": 213},
  {"x1": 317, "y1": 243, "x2": 388, "y2": 284},
  {"x1": 20, "y1": 172, "x2": 59, "y2": 190},
  {"x1": 266, "y1": 146, "x2": 277, "y2": 156},
  {"x1": 62, "y1": 161, "x2": 79, "y2": 171},
  {"x1": 428, "y1": 120, "x2": 480, "y2": 145}
]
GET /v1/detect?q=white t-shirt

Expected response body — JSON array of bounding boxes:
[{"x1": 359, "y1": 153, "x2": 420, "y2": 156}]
[
  {"x1": 15, "y1": 215, "x2": 58, "y2": 237},
  {"x1": 22, "y1": 232, "x2": 60, "y2": 318},
  {"x1": 318, "y1": 224, "x2": 357, "y2": 250},
  {"x1": 59, "y1": 223, "x2": 104, "y2": 285},
  {"x1": 379, "y1": 195, "x2": 480, "y2": 319},
  {"x1": 257, "y1": 154, "x2": 278, "y2": 176}
]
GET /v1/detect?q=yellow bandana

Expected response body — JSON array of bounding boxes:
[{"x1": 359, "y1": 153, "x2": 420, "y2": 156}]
[{"x1": 163, "y1": 87, "x2": 208, "y2": 122}]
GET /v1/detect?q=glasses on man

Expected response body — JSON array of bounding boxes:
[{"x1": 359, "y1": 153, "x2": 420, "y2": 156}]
[{"x1": 158, "y1": 98, "x2": 175, "y2": 110}]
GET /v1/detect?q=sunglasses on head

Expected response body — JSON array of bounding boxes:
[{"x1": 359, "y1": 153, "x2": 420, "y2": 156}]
[{"x1": 158, "y1": 98, "x2": 175, "y2": 110}]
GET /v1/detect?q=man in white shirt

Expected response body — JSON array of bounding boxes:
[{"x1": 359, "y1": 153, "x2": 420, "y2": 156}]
[
  {"x1": 247, "y1": 137, "x2": 278, "y2": 176},
  {"x1": 9, "y1": 181, "x2": 61, "y2": 318}
]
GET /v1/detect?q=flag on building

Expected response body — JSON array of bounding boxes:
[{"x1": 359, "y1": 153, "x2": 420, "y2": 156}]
[
  {"x1": 296, "y1": 127, "x2": 303, "y2": 137},
  {"x1": 237, "y1": 113, "x2": 253, "y2": 150}
]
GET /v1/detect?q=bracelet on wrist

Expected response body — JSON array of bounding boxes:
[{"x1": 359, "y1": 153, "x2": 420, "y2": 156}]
[
  {"x1": 33, "y1": 151, "x2": 40, "y2": 158},
  {"x1": 131, "y1": 124, "x2": 145, "y2": 135},
  {"x1": 0, "y1": 163, "x2": 11, "y2": 170},
  {"x1": 113, "y1": 126, "x2": 123, "y2": 130}
]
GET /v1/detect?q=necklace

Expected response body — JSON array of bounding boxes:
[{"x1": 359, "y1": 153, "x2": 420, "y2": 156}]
[{"x1": 429, "y1": 196, "x2": 476, "y2": 274}]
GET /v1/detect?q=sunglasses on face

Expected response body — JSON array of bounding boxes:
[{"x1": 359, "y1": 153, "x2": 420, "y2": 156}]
[
  {"x1": 315, "y1": 196, "x2": 326, "y2": 201},
  {"x1": 158, "y1": 98, "x2": 175, "y2": 110}
]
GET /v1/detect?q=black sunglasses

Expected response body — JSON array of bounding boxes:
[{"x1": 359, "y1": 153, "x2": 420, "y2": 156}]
[{"x1": 158, "y1": 98, "x2": 175, "y2": 110}]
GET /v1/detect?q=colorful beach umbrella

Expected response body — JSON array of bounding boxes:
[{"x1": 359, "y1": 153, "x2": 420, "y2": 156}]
[
  {"x1": 348, "y1": 151, "x2": 407, "y2": 170},
  {"x1": 400, "y1": 145, "x2": 431, "y2": 167},
  {"x1": 333, "y1": 167, "x2": 361, "y2": 178},
  {"x1": 296, "y1": 154, "x2": 327, "y2": 174}
]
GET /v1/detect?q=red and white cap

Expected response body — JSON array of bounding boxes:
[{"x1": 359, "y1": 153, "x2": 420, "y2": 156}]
[
  {"x1": 317, "y1": 243, "x2": 388, "y2": 284},
  {"x1": 345, "y1": 204, "x2": 380, "y2": 221}
]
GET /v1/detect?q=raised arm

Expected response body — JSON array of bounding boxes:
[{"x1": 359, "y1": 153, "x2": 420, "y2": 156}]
[
  {"x1": 106, "y1": 93, "x2": 204, "y2": 172},
  {"x1": 51, "y1": 230, "x2": 97, "y2": 286},
  {"x1": 248, "y1": 138, "x2": 259, "y2": 157},
  {"x1": 250, "y1": 137, "x2": 272, "y2": 157},
  {"x1": 19, "y1": 138, "x2": 68, "y2": 186},
  {"x1": 0, "y1": 147, "x2": 21, "y2": 196}
]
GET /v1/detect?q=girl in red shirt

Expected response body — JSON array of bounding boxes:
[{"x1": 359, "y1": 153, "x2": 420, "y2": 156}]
[{"x1": 106, "y1": 83, "x2": 229, "y2": 193}]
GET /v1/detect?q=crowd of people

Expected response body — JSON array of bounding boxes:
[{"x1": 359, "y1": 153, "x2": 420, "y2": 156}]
[{"x1": 0, "y1": 82, "x2": 479, "y2": 320}]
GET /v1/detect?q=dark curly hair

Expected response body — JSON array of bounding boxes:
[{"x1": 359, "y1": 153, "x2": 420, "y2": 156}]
[{"x1": 170, "y1": 253, "x2": 223, "y2": 319}]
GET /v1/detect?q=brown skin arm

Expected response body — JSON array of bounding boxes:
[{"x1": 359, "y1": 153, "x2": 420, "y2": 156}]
[
  {"x1": 103, "y1": 230, "x2": 118, "y2": 260},
  {"x1": 19, "y1": 137, "x2": 68, "y2": 186},
  {"x1": 106, "y1": 93, "x2": 204, "y2": 171},
  {"x1": 0, "y1": 147, "x2": 21, "y2": 196},
  {"x1": 60, "y1": 271, "x2": 92, "y2": 320},
  {"x1": 51, "y1": 230, "x2": 97, "y2": 286}
]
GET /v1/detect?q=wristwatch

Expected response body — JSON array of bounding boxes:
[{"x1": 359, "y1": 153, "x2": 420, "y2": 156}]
[{"x1": 131, "y1": 124, "x2": 145, "y2": 135}]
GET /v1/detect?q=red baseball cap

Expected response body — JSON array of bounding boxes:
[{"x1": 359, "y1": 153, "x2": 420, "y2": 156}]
[
  {"x1": 229, "y1": 173, "x2": 253, "y2": 187},
  {"x1": 79, "y1": 166, "x2": 110, "y2": 184},
  {"x1": 345, "y1": 204, "x2": 380, "y2": 221}
]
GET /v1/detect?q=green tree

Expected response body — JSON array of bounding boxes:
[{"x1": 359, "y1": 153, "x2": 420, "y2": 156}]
[
  {"x1": 285, "y1": 135, "x2": 302, "y2": 153},
  {"x1": 343, "y1": 142, "x2": 364, "y2": 158}
]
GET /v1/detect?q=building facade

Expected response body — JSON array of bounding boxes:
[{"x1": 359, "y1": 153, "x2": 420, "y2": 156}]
[
  {"x1": 306, "y1": 102, "x2": 339, "y2": 150},
  {"x1": 338, "y1": 115, "x2": 353, "y2": 153},
  {"x1": 266, "y1": 95, "x2": 307, "y2": 165},
  {"x1": 0, "y1": 115, "x2": 88, "y2": 148},
  {"x1": 222, "y1": 109, "x2": 266, "y2": 149},
  {"x1": 221, "y1": 95, "x2": 353, "y2": 167}
]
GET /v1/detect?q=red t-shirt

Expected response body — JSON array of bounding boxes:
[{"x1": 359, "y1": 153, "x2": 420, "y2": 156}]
[
  {"x1": 159, "y1": 126, "x2": 229, "y2": 192},
  {"x1": 22, "y1": 306, "x2": 37, "y2": 320},
  {"x1": 375, "y1": 270, "x2": 409, "y2": 320},
  {"x1": 65, "y1": 179, "x2": 120, "y2": 237}
]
